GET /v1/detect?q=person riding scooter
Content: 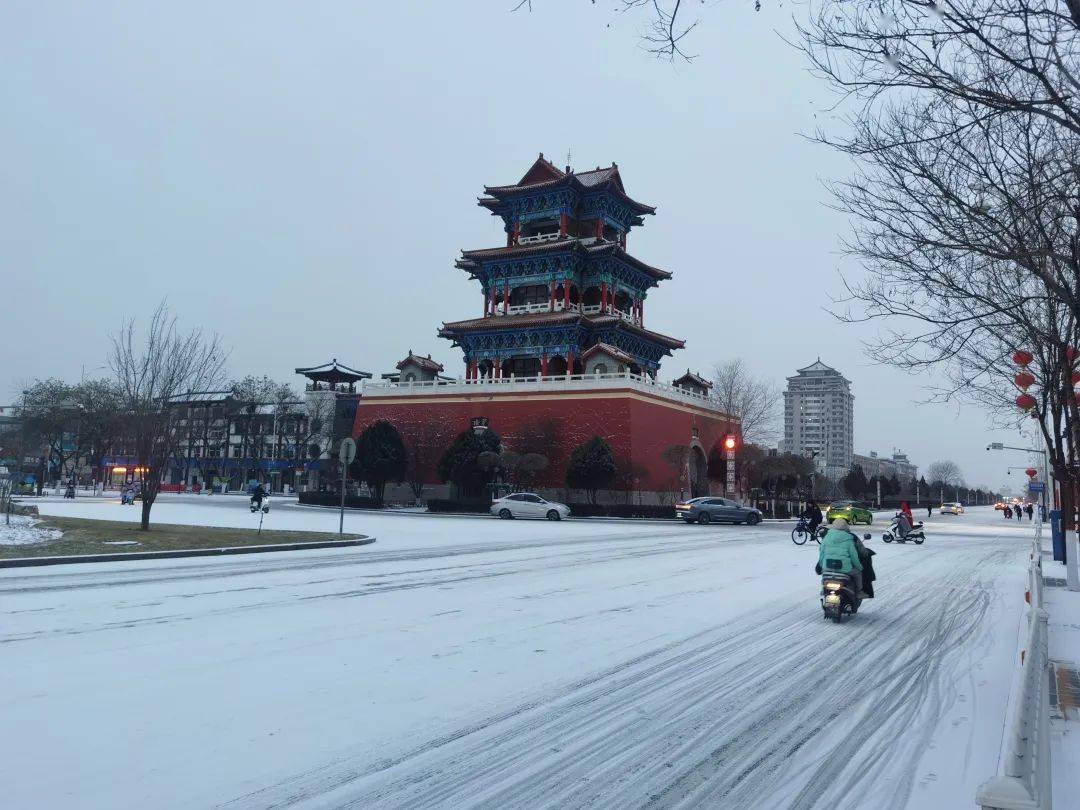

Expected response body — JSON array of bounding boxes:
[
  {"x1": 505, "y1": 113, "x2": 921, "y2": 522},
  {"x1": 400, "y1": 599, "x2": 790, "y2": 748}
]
[
  {"x1": 895, "y1": 509, "x2": 913, "y2": 539},
  {"x1": 816, "y1": 518, "x2": 865, "y2": 598},
  {"x1": 250, "y1": 483, "x2": 266, "y2": 511}
]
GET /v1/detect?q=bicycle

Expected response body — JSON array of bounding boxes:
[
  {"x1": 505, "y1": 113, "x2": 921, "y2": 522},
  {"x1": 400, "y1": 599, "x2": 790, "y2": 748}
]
[{"x1": 792, "y1": 517, "x2": 825, "y2": 545}]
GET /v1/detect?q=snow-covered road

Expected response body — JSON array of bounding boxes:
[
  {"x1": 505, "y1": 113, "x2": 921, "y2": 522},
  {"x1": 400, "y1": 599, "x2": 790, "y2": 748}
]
[{"x1": 1, "y1": 503, "x2": 1033, "y2": 809}]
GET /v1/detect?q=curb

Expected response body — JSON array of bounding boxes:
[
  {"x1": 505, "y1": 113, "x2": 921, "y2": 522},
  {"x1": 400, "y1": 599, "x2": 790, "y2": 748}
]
[
  {"x1": 0, "y1": 536, "x2": 376, "y2": 568},
  {"x1": 290, "y1": 502, "x2": 801, "y2": 527}
]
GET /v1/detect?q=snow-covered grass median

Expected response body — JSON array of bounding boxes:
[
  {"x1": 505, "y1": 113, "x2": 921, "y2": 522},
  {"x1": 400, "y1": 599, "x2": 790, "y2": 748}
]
[
  {"x1": 0, "y1": 514, "x2": 62, "y2": 546},
  {"x1": 0, "y1": 515, "x2": 367, "y2": 559}
]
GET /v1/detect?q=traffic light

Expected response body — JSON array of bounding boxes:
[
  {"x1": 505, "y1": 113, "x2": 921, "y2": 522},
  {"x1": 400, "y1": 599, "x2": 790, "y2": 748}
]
[{"x1": 723, "y1": 435, "x2": 737, "y2": 451}]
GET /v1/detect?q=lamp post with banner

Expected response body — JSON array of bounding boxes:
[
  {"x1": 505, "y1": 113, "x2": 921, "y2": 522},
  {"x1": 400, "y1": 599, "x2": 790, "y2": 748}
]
[{"x1": 723, "y1": 435, "x2": 737, "y2": 497}]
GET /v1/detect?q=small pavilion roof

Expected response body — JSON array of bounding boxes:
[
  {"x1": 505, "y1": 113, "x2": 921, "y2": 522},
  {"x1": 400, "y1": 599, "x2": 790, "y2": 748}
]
[
  {"x1": 673, "y1": 370, "x2": 713, "y2": 390},
  {"x1": 456, "y1": 238, "x2": 671, "y2": 281},
  {"x1": 477, "y1": 154, "x2": 656, "y2": 216},
  {"x1": 294, "y1": 358, "x2": 372, "y2": 382},
  {"x1": 582, "y1": 342, "x2": 635, "y2": 365},
  {"x1": 796, "y1": 358, "x2": 837, "y2": 373},
  {"x1": 395, "y1": 351, "x2": 444, "y2": 373}
]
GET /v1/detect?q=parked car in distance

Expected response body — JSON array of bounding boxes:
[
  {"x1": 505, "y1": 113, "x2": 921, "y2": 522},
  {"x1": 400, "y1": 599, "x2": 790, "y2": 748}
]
[
  {"x1": 940, "y1": 502, "x2": 965, "y2": 515},
  {"x1": 825, "y1": 501, "x2": 874, "y2": 525},
  {"x1": 491, "y1": 493, "x2": 571, "y2": 521},
  {"x1": 675, "y1": 497, "x2": 762, "y2": 526}
]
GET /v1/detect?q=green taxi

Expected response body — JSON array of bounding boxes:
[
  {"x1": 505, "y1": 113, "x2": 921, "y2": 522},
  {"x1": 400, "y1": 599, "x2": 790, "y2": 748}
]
[{"x1": 825, "y1": 501, "x2": 874, "y2": 525}]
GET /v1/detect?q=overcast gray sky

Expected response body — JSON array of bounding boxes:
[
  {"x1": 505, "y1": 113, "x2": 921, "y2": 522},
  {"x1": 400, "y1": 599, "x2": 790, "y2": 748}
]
[{"x1": 0, "y1": 1, "x2": 1036, "y2": 491}]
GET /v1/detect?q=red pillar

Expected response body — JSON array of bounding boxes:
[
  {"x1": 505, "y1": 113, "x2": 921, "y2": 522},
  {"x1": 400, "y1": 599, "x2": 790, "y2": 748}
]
[
  {"x1": 595, "y1": 220, "x2": 603, "y2": 239},
  {"x1": 559, "y1": 212, "x2": 568, "y2": 237},
  {"x1": 567, "y1": 352, "x2": 576, "y2": 376},
  {"x1": 541, "y1": 354, "x2": 549, "y2": 377},
  {"x1": 512, "y1": 220, "x2": 521, "y2": 245},
  {"x1": 639, "y1": 299, "x2": 644, "y2": 323},
  {"x1": 503, "y1": 284, "x2": 510, "y2": 315},
  {"x1": 483, "y1": 289, "x2": 489, "y2": 317},
  {"x1": 621, "y1": 232, "x2": 627, "y2": 250},
  {"x1": 563, "y1": 280, "x2": 570, "y2": 308},
  {"x1": 600, "y1": 283, "x2": 608, "y2": 312},
  {"x1": 549, "y1": 280, "x2": 556, "y2": 311}
]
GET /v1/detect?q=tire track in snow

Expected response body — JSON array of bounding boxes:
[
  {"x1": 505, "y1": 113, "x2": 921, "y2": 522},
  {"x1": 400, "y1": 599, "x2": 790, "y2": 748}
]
[
  {"x1": 0, "y1": 532, "x2": 765, "y2": 643},
  {"x1": 219, "y1": 543, "x2": 1017, "y2": 810},
  {"x1": 0, "y1": 527, "x2": 727, "y2": 596}
]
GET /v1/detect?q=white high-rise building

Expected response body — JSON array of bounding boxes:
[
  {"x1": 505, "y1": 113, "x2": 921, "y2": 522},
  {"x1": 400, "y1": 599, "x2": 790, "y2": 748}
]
[{"x1": 781, "y1": 359, "x2": 854, "y2": 479}]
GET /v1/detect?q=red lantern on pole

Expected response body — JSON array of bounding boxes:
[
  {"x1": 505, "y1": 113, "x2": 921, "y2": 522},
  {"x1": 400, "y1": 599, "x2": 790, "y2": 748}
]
[
  {"x1": 1012, "y1": 350, "x2": 1033, "y2": 367},
  {"x1": 1015, "y1": 372, "x2": 1036, "y2": 390},
  {"x1": 1016, "y1": 393, "x2": 1037, "y2": 410},
  {"x1": 1025, "y1": 468, "x2": 1038, "y2": 478}
]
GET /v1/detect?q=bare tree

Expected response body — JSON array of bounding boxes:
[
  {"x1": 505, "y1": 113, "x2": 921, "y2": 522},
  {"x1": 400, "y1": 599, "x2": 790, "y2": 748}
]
[
  {"x1": 71, "y1": 378, "x2": 125, "y2": 489},
  {"x1": 400, "y1": 419, "x2": 457, "y2": 501},
  {"x1": 18, "y1": 379, "x2": 77, "y2": 487},
  {"x1": 926, "y1": 460, "x2": 964, "y2": 488},
  {"x1": 711, "y1": 359, "x2": 780, "y2": 446},
  {"x1": 110, "y1": 303, "x2": 227, "y2": 530}
]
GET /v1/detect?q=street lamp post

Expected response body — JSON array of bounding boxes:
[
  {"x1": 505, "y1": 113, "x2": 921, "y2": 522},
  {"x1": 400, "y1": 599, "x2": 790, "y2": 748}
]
[
  {"x1": 1007, "y1": 349, "x2": 1079, "y2": 591},
  {"x1": 988, "y1": 444, "x2": 1051, "y2": 517}
]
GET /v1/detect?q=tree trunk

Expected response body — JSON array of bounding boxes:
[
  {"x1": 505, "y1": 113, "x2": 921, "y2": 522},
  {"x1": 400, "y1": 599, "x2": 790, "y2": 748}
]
[{"x1": 140, "y1": 497, "x2": 151, "y2": 530}]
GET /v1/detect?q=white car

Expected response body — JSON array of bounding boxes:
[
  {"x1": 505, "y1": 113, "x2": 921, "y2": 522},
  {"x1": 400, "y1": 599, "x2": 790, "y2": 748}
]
[
  {"x1": 940, "y1": 502, "x2": 964, "y2": 515},
  {"x1": 491, "y1": 493, "x2": 571, "y2": 521}
]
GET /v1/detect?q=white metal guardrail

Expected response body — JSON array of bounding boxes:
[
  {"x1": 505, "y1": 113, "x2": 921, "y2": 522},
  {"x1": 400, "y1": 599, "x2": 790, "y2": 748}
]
[{"x1": 976, "y1": 519, "x2": 1052, "y2": 810}]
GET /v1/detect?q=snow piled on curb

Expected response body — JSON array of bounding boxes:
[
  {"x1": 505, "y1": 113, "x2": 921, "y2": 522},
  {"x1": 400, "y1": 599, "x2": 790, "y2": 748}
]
[{"x1": 0, "y1": 515, "x2": 62, "y2": 546}]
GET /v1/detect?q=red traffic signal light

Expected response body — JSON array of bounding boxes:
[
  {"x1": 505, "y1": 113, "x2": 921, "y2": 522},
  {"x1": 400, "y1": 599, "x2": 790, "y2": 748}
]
[{"x1": 723, "y1": 435, "x2": 737, "y2": 451}]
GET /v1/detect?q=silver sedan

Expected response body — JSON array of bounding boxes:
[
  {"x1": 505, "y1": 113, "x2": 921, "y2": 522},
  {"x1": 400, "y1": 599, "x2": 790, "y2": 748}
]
[{"x1": 491, "y1": 493, "x2": 572, "y2": 521}]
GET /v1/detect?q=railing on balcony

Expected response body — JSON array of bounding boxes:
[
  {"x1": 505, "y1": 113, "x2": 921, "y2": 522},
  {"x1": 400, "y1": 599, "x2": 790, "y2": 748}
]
[
  {"x1": 506, "y1": 301, "x2": 554, "y2": 316},
  {"x1": 362, "y1": 370, "x2": 728, "y2": 413},
  {"x1": 518, "y1": 232, "x2": 561, "y2": 245},
  {"x1": 493, "y1": 299, "x2": 639, "y2": 325},
  {"x1": 305, "y1": 383, "x2": 357, "y2": 393},
  {"x1": 497, "y1": 301, "x2": 582, "y2": 316},
  {"x1": 579, "y1": 304, "x2": 639, "y2": 324}
]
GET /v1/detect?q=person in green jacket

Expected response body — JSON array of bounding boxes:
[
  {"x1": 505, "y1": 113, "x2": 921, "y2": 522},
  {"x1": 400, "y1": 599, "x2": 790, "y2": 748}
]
[{"x1": 818, "y1": 518, "x2": 865, "y2": 596}]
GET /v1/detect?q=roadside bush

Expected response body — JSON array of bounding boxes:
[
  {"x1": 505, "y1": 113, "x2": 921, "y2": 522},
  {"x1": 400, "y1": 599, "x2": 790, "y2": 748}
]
[
  {"x1": 568, "y1": 503, "x2": 675, "y2": 519},
  {"x1": 298, "y1": 492, "x2": 380, "y2": 509},
  {"x1": 426, "y1": 498, "x2": 492, "y2": 514}
]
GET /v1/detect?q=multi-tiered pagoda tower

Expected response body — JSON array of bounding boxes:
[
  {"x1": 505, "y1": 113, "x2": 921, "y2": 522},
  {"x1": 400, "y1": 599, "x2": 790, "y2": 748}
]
[{"x1": 439, "y1": 154, "x2": 684, "y2": 379}]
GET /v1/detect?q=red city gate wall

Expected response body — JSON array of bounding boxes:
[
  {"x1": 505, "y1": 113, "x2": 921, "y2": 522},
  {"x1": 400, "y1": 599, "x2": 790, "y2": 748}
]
[{"x1": 353, "y1": 387, "x2": 738, "y2": 492}]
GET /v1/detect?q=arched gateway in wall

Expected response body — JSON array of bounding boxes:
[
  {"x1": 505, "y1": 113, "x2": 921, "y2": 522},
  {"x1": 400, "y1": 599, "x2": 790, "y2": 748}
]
[{"x1": 688, "y1": 444, "x2": 709, "y2": 498}]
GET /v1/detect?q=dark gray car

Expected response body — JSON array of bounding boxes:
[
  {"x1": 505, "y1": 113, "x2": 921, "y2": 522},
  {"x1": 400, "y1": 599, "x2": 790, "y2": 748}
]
[{"x1": 675, "y1": 497, "x2": 762, "y2": 525}]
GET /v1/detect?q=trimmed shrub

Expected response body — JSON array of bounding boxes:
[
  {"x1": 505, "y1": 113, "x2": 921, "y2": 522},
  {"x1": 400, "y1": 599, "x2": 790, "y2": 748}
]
[
  {"x1": 426, "y1": 498, "x2": 493, "y2": 514},
  {"x1": 298, "y1": 491, "x2": 380, "y2": 509},
  {"x1": 567, "y1": 503, "x2": 676, "y2": 519}
]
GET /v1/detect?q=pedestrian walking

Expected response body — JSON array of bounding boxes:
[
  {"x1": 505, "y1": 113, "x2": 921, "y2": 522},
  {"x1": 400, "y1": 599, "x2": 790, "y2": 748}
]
[
  {"x1": 927, "y1": 503, "x2": 933, "y2": 518},
  {"x1": 1025, "y1": 503, "x2": 1034, "y2": 521}
]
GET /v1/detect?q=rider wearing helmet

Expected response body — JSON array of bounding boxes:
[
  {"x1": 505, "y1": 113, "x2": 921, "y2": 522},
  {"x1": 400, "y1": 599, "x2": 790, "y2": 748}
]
[{"x1": 817, "y1": 518, "x2": 865, "y2": 597}]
